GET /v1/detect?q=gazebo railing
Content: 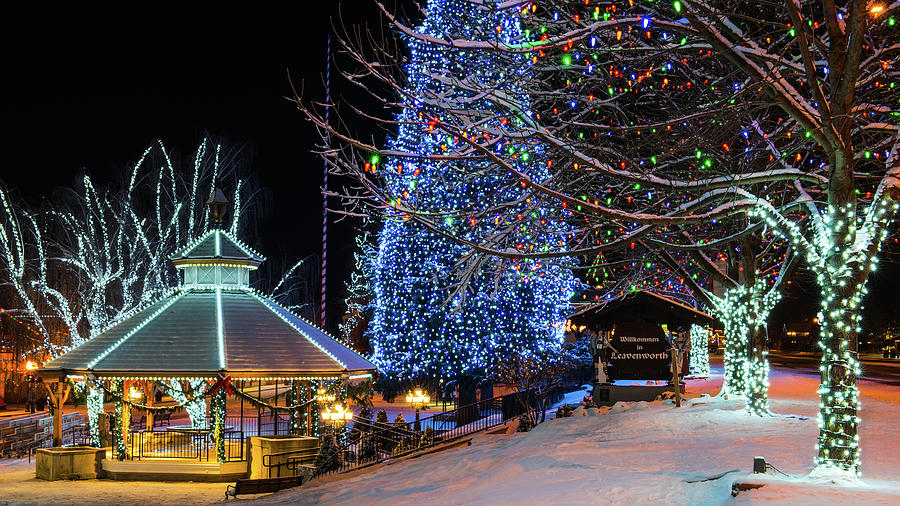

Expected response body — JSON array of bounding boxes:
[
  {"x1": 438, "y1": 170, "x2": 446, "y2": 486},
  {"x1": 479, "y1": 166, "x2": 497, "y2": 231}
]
[{"x1": 127, "y1": 429, "x2": 246, "y2": 462}]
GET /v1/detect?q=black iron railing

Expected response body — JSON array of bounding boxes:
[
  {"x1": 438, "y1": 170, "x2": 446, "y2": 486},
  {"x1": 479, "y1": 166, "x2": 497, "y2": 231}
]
[
  {"x1": 313, "y1": 386, "x2": 562, "y2": 478},
  {"x1": 127, "y1": 428, "x2": 245, "y2": 461}
]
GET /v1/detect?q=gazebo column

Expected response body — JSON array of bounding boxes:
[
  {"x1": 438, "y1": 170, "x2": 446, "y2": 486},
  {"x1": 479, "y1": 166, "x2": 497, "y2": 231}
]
[
  {"x1": 291, "y1": 380, "x2": 300, "y2": 435},
  {"x1": 306, "y1": 381, "x2": 313, "y2": 437},
  {"x1": 86, "y1": 382, "x2": 104, "y2": 447},
  {"x1": 145, "y1": 381, "x2": 155, "y2": 430},
  {"x1": 112, "y1": 380, "x2": 129, "y2": 460},
  {"x1": 44, "y1": 376, "x2": 71, "y2": 447},
  {"x1": 211, "y1": 388, "x2": 226, "y2": 463}
]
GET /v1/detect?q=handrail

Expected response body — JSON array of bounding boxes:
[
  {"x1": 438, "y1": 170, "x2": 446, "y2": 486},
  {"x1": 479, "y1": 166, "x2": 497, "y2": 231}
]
[
  {"x1": 262, "y1": 447, "x2": 320, "y2": 478},
  {"x1": 313, "y1": 386, "x2": 563, "y2": 479}
]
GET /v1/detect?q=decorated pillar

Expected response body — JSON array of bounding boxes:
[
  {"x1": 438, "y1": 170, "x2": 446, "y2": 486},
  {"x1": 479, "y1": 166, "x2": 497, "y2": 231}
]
[
  {"x1": 86, "y1": 383, "x2": 104, "y2": 447},
  {"x1": 212, "y1": 388, "x2": 226, "y2": 463},
  {"x1": 145, "y1": 381, "x2": 155, "y2": 430},
  {"x1": 112, "y1": 380, "x2": 128, "y2": 460},
  {"x1": 291, "y1": 380, "x2": 300, "y2": 435}
]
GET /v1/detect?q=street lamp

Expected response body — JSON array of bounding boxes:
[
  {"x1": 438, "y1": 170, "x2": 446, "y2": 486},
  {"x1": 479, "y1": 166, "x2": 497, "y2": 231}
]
[
  {"x1": 405, "y1": 388, "x2": 430, "y2": 432},
  {"x1": 320, "y1": 403, "x2": 353, "y2": 429},
  {"x1": 207, "y1": 187, "x2": 229, "y2": 228},
  {"x1": 316, "y1": 387, "x2": 335, "y2": 406}
]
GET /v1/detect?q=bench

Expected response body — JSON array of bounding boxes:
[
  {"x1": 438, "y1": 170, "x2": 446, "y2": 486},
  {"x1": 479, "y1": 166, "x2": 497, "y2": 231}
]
[
  {"x1": 130, "y1": 415, "x2": 146, "y2": 431},
  {"x1": 153, "y1": 412, "x2": 171, "y2": 428},
  {"x1": 225, "y1": 475, "x2": 304, "y2": 499}
]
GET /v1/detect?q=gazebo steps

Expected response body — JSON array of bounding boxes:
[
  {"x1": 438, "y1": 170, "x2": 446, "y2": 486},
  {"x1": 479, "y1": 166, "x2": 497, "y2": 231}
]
[{"x1": 101, "y1": 458, "x2": 248, "y2": 482}]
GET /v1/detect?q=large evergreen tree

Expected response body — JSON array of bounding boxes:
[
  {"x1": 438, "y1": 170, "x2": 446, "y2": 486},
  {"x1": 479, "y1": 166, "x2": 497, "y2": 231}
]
[{"x1": 367, "y1": 0, "x2": 575, "y2": 387}]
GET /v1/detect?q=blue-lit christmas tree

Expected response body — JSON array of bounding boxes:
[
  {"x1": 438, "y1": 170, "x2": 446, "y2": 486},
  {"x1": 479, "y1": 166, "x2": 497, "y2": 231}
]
[{"x1": 367, "y1": 0, "x2": 576, "y2": 392}]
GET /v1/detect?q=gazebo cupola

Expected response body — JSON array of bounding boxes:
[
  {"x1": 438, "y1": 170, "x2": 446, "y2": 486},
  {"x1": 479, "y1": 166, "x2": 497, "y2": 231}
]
[{"x1": 170, "y1": 229, "x2": 264, "y2": 289}]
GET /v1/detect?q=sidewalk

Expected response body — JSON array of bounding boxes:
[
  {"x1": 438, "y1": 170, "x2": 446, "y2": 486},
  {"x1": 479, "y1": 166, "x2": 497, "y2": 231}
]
[{"x1": 769, "y1": 350, "x2": 900, "y2": 367}]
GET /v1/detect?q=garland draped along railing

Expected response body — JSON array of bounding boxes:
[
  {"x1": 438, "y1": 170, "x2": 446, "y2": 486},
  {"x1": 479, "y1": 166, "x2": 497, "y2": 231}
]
[{"x1": 82, "y1": 375, "x2": 343, "y2": 414}]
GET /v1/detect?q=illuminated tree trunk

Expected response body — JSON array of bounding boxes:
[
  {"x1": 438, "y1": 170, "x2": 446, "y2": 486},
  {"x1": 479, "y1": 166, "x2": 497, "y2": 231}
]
[
  {"x1": 721, "y1": 322, "x2": 747, "y2": 397},
  {"x1": 164, "y1": 379, "x2": 208, "y2": 428},
  {"x1": 815, "y1": 249, "x2": 864, "y2": 473},
  {"x1": 745, "y1": 321, "x2": 769, "y2": 416},
  {"x1": 689, "y1": 325, "x2": 710, "y2": 377},
  {"x1": 715, "y1": 290, "x2": 748, "y2": 398}
]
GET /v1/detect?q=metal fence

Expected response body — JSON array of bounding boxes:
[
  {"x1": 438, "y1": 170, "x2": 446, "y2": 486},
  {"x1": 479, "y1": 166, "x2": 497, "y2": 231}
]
[
  {"x1": 127, "y1": 429, "x2": 245, "y2": 461},
  {"x1": 314, "y1": 386, "x2": 563, "y2": 478}
]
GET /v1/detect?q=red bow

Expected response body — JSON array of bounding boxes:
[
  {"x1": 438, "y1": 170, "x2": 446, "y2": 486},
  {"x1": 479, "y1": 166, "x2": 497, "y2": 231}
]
[{"x1": 210, "y1": 376, "x2": 233, "y2": 396}]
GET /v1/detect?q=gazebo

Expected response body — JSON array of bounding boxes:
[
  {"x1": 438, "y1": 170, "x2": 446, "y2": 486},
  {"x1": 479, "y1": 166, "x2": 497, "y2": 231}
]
[{"x1": 37, "y1": 209, "x2": 376, "y2": 479}]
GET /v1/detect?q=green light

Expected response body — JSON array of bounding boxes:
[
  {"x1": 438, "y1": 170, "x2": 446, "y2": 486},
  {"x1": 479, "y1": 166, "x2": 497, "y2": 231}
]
[
  {"x1": 673, "y1": 1, "x2": 682, "y2": 13},
  {"x1": 371, "y1": 154, "x2": 379, "y2": 165},
  {"x1": 562, "y1": 55, "x2": 572, "y2": 66},
  {"x1": 889, "y1": 17, "x2": 894, "y2": 26},
  {"x1": 651, "y1": 156, "x2": 657, "y2": 164},
  {"x1": 789, "y1": 28, "x2": 796, "y2": 37},
  {"x1": 696, "y1": 150, "x2": 702, "y2": 159}
]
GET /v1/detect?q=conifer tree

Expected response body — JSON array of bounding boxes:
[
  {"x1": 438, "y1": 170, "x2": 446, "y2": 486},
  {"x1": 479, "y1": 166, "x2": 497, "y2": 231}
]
[{"x1": 366, "y1": 0, "x2": 575, "y2": 395}]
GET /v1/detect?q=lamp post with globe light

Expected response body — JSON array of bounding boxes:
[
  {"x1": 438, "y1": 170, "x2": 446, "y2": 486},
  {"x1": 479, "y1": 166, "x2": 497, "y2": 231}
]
[{"x1": 405, "y1": 389, "x2": 429, "y2": 432}]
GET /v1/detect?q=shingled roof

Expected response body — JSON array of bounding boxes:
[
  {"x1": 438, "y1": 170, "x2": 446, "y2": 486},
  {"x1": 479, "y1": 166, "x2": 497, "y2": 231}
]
[
  {"x1": 170, "y1": 229, "x2": 265, "y2": 265},
  {"x1": 40, "y1": 230, "x2": 374, "y2": 380}
]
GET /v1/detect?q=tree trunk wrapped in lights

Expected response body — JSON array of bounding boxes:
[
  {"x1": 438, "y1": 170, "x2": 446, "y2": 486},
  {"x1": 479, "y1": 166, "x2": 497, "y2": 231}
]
[
  {"x1": 689, "y1": 325, "x2": 710, "y2": 377},
  {"x1": 163, "y1": 379, "x2": 208, "y2": 429}
]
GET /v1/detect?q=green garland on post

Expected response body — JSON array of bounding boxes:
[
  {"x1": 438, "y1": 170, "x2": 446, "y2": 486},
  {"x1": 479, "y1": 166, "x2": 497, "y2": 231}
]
[
  {"x1": 85, "y1": 378, "x2": 195, "y2": 414},
  {"x1": 290, "y1": 381, "x2": 300, "y2": 434},
  {"x1": 212, "y1": 389, "x2": 226, "y2": 463},
  {"x1": 86, "y1": 386, "x2": 104, "y2": 447},
  {"x1": 112, "y1": 380, "x2": 128, "y2": 460}
]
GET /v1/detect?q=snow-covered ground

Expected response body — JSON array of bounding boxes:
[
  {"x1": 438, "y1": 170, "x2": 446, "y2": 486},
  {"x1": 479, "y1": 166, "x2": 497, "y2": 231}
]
[
  {"x1": 1, "y1": 360, "x2": 898, "y2": 504},
  {"x1": 261, "y1": 360, "x2": 900, "y2": 505}
]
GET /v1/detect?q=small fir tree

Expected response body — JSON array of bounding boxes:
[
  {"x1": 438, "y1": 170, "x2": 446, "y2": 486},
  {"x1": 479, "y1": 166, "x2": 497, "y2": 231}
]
[{"x1": 314, "y1": 431, "x2": 343, "y2": 475}]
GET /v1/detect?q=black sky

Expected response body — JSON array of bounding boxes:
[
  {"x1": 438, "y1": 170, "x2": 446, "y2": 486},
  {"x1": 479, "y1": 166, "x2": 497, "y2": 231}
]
[
  {"x1": 3, "y1": 4, "x2": 897, "y2": 339},
  {"x1": 2, "y1": 4, "x2": 395, "y2": 332}
]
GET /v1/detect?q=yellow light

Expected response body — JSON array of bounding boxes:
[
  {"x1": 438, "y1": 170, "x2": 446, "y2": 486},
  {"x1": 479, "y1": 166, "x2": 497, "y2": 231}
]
[
  {"x1": 25, "y1": 361, "x2": 38, "y2": 371},
  {"x1": 870, "y1": 5, "x2": 884, "y2": 14},
  {"x1": 129, "y1": 387, "x2": 142, "y2": 400},
  {"x1": 406, "y1": 388, "x2": 430, "y2": 406}
]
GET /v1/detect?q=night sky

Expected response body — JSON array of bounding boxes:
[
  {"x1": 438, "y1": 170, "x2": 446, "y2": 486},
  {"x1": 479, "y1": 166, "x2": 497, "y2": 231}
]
[
  {"x1": 2, "y1": 4, "x2": 397, "y2": 332},
  {"x1": 2, "y1": 4, "x2": 897, "y2": 339}
]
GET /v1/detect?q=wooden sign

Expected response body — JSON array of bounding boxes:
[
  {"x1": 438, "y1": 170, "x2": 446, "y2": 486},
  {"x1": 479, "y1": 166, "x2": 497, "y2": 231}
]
[{"x1": 607, "y1": 319, "x2": 670, "y2": 380}]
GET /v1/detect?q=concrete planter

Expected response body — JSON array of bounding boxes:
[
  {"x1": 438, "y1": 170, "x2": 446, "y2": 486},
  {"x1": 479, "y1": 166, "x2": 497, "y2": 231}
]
[
  {"x1": 35, "y1": 446, "x2": 106, "y2": 480},
  {"x1": 248, "y1": 435, "x2": 319, "y2": 479}
]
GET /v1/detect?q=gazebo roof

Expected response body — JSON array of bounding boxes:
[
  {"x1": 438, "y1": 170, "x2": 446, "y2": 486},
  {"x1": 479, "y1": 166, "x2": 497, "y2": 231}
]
[
  {"x1": 40, "y1": 228, "x2": 375, "y2": 380},
  {"x1": 170, "y1": 229, "x2": 265, "y2": 266}
]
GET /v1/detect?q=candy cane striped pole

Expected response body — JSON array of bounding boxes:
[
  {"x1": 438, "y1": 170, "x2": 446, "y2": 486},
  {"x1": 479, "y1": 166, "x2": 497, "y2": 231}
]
[{"x1": 321, "y1": 33, "x2": 331, "y2": 328}]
